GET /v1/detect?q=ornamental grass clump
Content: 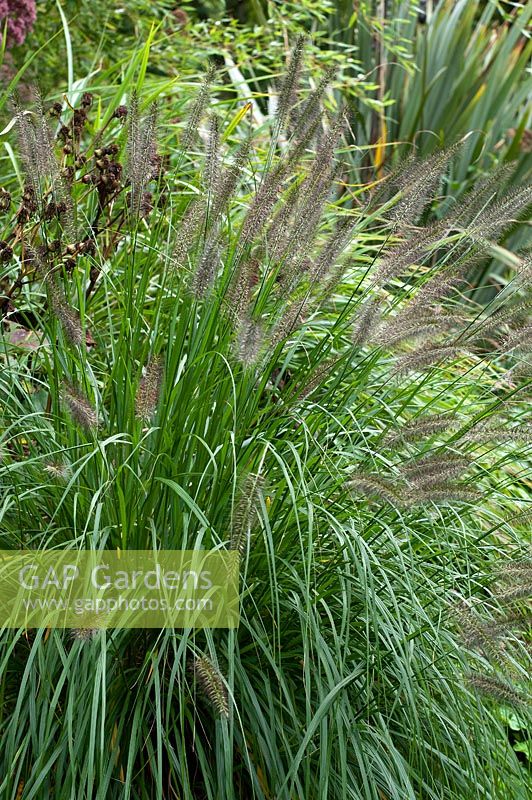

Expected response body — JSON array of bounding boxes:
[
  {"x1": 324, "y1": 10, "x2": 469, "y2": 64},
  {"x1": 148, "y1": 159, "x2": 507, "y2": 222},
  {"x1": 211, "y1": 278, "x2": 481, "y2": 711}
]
[{"x1": 0, "y1": 42, "x2": 530, "y2": 799}]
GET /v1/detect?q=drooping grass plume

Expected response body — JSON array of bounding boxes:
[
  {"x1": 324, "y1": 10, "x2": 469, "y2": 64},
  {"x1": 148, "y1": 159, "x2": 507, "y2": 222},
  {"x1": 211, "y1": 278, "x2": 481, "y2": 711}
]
[
  {"x1": 467, "y1": 674, "x2": 526, "y2": 709},
  {"x1": 392, "y1": 345, "x2": 467, "y2": 376},
  {"x1": 462, "y1": 422, "x2": 532, "y2": 446},
  {"x1": 372, "y1": 224, "x2": 441, "y2": 287},
  {"x1": 225, "y1": 256, "x2": 259, "y2": 327},
  {"x1": 63, "y1": 385, "x2": 97, "y2": 431},
  {"x1": 406, "y1": 486, "x2": 482, "y2": 505},
  {"x1": 348, "y1": 473, "x2": 406, "y2": 506},
  {"x1": 290, "y1": 65, "x2": 336, "y2": 143},
  {"x1": 384, "y1": 413, "x2": 456, "y2": 447},
  {"x1": 1, "y1": 49, "x2": 530, "y2": 800},
  {"x1": 373, "y1": 312, "x2": 463, "y2": 348},
  {"x1": 400, "y1": 454, "x2": 471, "y2": 490},
  {"x1": 501, "y1": 325, "x2": 532, "y2": 354},
  {"x1": 270, "y1": 296, "x2": 307, "y2": 348},
  {"x1": 386, "y1": 143, "x2": 461, "y2": 226},
  {"x1": 460, "y1": 184, "x2": 532, "y2": 246},
  {"x1": 295, "y1": 358, "x2": 338, "y2": 401}
]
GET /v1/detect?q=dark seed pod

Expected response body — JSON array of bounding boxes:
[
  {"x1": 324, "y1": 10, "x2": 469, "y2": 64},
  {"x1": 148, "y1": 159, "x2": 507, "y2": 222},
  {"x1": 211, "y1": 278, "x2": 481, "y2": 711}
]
[
  {"x1": 49, "y1": 102, "x2": 63, "y2": 118},
  {"x1": 113, "y1": 105, "x2": 128, "y2": 119},
  {"x1": 0, "y1": 189, "x2": 11, "y2": 212}
]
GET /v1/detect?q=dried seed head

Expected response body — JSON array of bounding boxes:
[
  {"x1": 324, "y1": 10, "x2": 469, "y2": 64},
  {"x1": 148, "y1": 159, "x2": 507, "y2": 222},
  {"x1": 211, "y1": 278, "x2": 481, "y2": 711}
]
[{"x1": 43, "y1": 460, "x2": 71, "y2": 480}]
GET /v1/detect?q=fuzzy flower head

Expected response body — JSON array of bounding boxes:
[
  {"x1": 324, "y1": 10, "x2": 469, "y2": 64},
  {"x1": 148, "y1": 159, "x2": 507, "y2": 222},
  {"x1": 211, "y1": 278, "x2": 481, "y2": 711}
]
[{"x1": 0, "y1": 0, "x2": 37, "y2": 48}]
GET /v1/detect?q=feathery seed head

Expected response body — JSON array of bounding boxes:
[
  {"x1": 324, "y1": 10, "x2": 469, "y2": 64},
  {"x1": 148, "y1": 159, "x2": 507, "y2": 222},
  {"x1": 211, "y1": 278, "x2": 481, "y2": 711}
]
[
  {"x1": 64, "y1": 385, "x2": 98, "y2": 431},
  {"x1": 181, "y1": 64, "x2": 216, "y2": 151},
  {"x1": 467, "y1": 674, "x2": 526, "y2": 708},
  {"x1": 135, "y1": 356, "x2": 164, "y2": 421},
  {"x1": 384, "y1": 413, "x2": 455, "y2": 448},
  {"x1": 392, "y1": 345, "x2": 465, "y2": 376},
  {"x1": 190, "y1": 234, "x2": 221, "y2": 298},
  {"x1": 348, "y1": 473, "x2": 405, "y2": 507},
  {"x1": 234, "y1": 317, "x2": 263, "y2": 367},
  {"x1": 47, "y1": 279, "x2": 83, "y2": 347},
  {"x1": 352, "y1": 297, "x2": 381, "y2": 347},
  {"x1": 276, "y1": 35, "x2": 306, "y2": 131},
  {"x1": 192, "y1": 655, "x2": 229, "y2": 718}
]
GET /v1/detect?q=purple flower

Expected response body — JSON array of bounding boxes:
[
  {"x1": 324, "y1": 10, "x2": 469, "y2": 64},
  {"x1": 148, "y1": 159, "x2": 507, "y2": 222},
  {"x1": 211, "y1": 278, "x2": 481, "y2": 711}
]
[{"x1": 0, "y1": 0, "x2": 37, "y2": 47}]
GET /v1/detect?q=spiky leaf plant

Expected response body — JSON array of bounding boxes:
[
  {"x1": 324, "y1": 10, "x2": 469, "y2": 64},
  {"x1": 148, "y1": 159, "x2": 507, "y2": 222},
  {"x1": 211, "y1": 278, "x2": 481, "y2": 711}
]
[{"x1": 0, "y1": 47, "x2": 530, "y2": 799}]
